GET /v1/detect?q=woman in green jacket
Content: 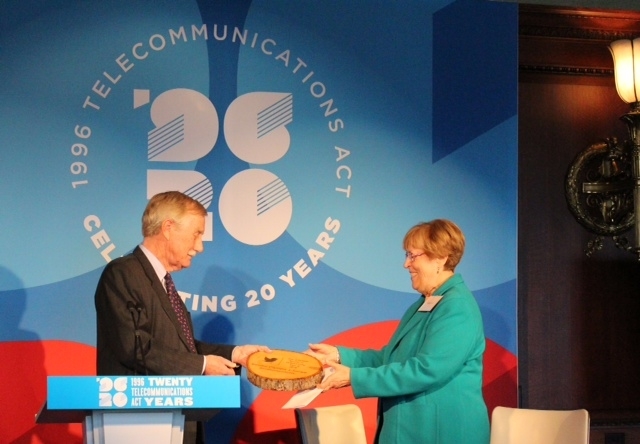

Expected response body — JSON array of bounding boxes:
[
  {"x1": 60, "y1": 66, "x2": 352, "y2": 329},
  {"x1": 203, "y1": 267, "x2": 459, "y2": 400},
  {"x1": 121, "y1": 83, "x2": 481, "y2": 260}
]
[{"x1": 308, "y1": 219, "x2": 490, "y2": 444}]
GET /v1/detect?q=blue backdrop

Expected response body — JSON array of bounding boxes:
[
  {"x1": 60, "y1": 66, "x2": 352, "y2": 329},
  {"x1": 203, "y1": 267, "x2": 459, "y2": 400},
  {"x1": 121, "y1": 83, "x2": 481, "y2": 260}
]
[{"x1": 0, "y1": 0, "x2": 518, "y2": 442}]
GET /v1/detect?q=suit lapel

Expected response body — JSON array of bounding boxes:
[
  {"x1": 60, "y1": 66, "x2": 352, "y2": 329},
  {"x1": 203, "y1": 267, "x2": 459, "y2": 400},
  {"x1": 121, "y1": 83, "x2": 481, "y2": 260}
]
[{"x1": 133, "y1": 247, "x2": 194, "y2": 351}]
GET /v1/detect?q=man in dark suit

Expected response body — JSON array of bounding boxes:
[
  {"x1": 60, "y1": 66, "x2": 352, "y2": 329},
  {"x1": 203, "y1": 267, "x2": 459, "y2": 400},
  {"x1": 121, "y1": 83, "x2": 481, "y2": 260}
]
[{"x1": 95, "y1": 191, "x2": 269, "y2": 444}]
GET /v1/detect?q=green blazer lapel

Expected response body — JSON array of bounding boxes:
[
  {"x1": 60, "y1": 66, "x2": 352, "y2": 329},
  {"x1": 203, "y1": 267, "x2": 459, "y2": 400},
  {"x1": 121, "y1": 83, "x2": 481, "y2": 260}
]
[
  {"x1": 385, "y1": 297, "x2": 425, "y2": 357},
  {"x1": 384, "y1": 275, "x2": 464, "y2": 357}
]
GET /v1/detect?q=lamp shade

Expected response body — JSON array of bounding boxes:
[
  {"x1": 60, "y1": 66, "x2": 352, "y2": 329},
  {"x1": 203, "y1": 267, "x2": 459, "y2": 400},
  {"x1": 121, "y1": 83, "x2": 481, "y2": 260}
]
[{"x1": 609, "y1": 38, "x2": 640, "y2": 104}]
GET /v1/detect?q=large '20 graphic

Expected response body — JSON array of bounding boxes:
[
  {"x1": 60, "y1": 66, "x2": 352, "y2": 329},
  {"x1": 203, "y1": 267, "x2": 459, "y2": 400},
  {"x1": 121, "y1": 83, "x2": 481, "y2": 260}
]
[{"x1": 143, "y1": 88, "x2": 294, "y2": 246}]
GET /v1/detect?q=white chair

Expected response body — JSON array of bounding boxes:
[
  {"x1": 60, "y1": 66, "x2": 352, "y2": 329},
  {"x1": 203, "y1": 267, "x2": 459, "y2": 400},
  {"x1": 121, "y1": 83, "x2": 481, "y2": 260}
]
[
  {"x1": 295, "y1": 404, "x2": 368, "y2": 444},
  {"x1": 490, "y1": 406, "x2": 590, "y2": 444}
]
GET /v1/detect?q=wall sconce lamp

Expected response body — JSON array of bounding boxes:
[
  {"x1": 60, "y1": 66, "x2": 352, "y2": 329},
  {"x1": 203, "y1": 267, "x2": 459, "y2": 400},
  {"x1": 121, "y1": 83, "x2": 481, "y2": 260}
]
[{"x1": 565, "y1": 38, "x2": 640, "y2": 259}]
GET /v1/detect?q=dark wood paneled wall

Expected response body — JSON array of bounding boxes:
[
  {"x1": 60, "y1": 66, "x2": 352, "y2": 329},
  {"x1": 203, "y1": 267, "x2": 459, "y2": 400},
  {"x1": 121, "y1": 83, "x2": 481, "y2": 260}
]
[{"x1": 518, "y1": 4, "x2": 640, "y2": 433}]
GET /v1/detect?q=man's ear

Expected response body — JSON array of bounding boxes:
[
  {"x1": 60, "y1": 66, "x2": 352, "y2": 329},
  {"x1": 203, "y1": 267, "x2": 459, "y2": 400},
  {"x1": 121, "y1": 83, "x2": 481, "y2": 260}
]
[{"x1": 160, "y1": 218, "x2": 175, "y2": 239}]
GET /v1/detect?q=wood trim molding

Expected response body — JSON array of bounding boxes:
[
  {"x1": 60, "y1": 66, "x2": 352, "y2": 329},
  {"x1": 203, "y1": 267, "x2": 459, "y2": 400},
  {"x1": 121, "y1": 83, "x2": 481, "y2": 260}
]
[
  {"x1": 519, "y1": 64, "x2": 611, "y2": 77},
  {"x1": 520, "y1": 5, "x2": 640, "y2": 78}
]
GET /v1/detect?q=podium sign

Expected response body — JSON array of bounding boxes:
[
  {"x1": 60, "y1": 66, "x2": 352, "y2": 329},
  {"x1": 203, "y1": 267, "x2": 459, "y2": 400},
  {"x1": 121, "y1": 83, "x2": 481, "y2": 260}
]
[
  {"x1": 47, "y1": 375, "x2": 240, "y2": 410},
  {"x1": 37, "y1": 375, "x2": 240, "y2": 444}
]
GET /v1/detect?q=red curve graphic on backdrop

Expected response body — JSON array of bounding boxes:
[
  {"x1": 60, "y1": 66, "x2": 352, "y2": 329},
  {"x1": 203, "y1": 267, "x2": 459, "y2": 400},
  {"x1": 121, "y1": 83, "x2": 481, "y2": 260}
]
[
  {"x1": 232, "y1": 321, "x2": 517, "y2": 444},
  {"x1": 0, "y1": 341, "x2": 94, "y2": 444},
  {"x1": 0, "y1": 323, "x2": 516, "y2": 444}
]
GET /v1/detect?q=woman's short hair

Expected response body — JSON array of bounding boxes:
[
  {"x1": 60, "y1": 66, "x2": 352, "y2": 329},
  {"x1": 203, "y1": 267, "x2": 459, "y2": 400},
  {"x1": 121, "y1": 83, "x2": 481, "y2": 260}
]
[
  {"x1": 142, "y1": 191, "x2": 207, "y2": 237},
  {"x1": 403, "y1": 219, "x2": 465, "y2": 271}
]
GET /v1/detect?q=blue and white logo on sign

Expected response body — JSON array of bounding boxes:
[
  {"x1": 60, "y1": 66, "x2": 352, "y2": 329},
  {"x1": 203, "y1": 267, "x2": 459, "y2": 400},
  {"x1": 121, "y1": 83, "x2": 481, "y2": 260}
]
[{"x1": 98, "y1": 377, "x2": 128, "y2": 408}]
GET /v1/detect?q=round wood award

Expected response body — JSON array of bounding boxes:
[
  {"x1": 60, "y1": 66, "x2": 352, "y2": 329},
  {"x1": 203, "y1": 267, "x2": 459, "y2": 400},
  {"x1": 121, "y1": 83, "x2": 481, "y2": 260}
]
[{"x1": 246, "y1": 349, "x2": 323, "y2": 391}]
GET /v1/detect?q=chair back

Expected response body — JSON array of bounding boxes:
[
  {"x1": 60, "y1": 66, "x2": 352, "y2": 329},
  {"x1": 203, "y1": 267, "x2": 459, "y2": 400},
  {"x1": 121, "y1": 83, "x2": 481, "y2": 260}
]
[
  {"x1": 295, "y1": 404, "x2": 368, "y2": 444},
  {"x1": 490, "y1": 406, "x2": 589, "y2": 444}
]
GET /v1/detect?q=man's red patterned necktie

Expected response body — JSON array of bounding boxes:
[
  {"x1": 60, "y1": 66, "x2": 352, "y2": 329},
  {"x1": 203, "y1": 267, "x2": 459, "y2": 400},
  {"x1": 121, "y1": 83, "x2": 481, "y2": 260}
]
[{"x1": 164, "y1": 273, "x2": 197, "y2": 353}]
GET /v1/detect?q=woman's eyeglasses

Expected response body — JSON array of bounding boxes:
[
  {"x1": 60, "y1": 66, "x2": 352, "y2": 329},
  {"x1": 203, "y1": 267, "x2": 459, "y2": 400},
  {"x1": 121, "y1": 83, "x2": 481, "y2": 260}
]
[{"x1": 405, "y1": 252, "x2": 426, "y2": 262}]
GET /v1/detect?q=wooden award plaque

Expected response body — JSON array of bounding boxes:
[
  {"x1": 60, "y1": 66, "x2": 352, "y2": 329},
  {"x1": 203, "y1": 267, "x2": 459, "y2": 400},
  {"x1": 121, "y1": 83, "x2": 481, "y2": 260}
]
[{"x1": 246, "y1": 349, "x2": 323, "y2": 391}]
